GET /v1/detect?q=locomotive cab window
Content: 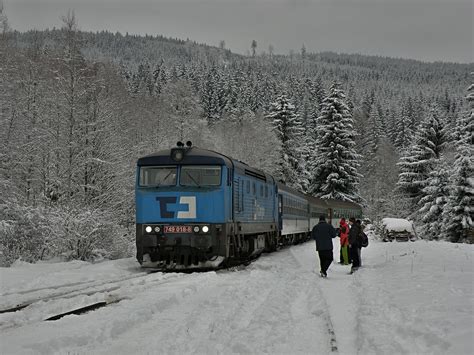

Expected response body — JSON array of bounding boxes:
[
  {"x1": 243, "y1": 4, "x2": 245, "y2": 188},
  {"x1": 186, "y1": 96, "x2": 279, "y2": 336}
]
[
  {"x1": 139, "y1": 166, "x2": 177, "y2": 187},
  {"x1": 180, "y1": 166, "x2": 221, "y2": 186}
]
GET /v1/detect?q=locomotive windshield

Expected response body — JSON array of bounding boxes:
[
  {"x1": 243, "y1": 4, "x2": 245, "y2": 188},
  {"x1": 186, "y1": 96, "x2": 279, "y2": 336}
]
[
  {"x1": 139, "y1": 166, "x2": 177, "y2": 187},
  {"x1": 180, "y1": 166, "x2": 221, "y2": 187}
]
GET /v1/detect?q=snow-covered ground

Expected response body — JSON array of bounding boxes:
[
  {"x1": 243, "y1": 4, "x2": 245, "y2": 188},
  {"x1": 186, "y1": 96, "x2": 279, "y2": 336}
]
[{"x1": 1, "y1": 236, "x2": 473, "y2": 355}]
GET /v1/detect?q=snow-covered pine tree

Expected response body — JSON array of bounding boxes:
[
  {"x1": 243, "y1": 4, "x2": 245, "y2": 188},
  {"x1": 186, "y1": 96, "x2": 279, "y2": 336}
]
[
  {"x1": 367, "y1": 102, "x2": 382, "y2": 160},
  {"x1": 297, "y1": 94, "x2": 318, "y2": 193},
  {"x1": 418, "y1": 163, "x2": 450, "y2": 240},
  {"x1": 394, "y1": 101, "x2": 413, "y2": 151},
  {"x1": 309, "y1": 82, "x2": 361, "y2": 202},
  {"x1": 396, "y1": 103, "x2": 445, "y2": 215},
  {"x1": 201, "y1": 65, "x2": 220, "y2": 124},
  {"x1": 313, "y1": 76, "x2": 326, "y2": 110},
  {"x1": 442, "y1": 79, "x2": 474, "y2": 243},
  {"x1": 442, "y1": 147, "x2": 473, "y2": 242},
  {"x1": 266, "y1": 94, "x2": 306, "y2": 191},
  {"x1": 202, "y1": 65, "x2": 227, "y2": 124},
  {"x1": 386, "y1": 105, "x2": 399, "y2": 146}
]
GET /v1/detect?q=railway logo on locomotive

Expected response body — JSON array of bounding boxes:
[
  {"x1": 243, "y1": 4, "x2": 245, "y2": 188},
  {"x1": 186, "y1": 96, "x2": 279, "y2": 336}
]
[{"x1": 155, "y1": 196, "x2": 197, "y2": 219}]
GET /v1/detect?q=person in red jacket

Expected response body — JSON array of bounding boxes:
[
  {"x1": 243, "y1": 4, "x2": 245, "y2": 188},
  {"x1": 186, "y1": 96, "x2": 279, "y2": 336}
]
[{"x1": 339, "y1": 218, "x2": 350, "y2": 265}]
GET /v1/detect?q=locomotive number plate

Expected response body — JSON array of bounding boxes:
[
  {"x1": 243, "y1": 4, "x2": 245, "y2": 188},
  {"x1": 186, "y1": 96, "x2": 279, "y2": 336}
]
[{"x1": 164, "y1": 225, "x2": 192, "y2": 233}]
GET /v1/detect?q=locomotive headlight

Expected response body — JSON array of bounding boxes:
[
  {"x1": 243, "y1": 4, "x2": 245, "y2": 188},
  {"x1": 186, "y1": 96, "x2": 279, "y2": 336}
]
[
  {"x1": 193, "y1": 226, "x2": 200, "y2": 233},
  {"x1": 202, "y1": 226, "x2": 209, "y2": 233},
  {"x1": 154, "y1": 226, "x2": 161, "y2": 233},
  {"x1": 171, "y1": 148, "x2": 184, "y2": 162},
  {"x1": 145, "y1": 226, "x2": 152, "y2": 233}
]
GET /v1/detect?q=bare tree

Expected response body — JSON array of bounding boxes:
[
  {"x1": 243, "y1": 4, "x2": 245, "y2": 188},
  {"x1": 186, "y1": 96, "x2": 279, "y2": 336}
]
[
  {"x1": 268, "y1": 44, "x2": 274, "y2": 58},
  {"x1": 0, "y1": 0, "x2": 9, "y2": 34},
  {"x1": 251, "y1": 40, "x2": 257, "y2": 57}
]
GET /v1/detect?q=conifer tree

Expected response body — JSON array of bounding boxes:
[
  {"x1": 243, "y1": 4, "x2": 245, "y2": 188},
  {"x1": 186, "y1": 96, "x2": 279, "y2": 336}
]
[
  {"x1": 442, "y1": 147, "x2": 473, "y2": 242},
  {"x1": 442, "y1": 79, "x2": 474, "y2": 242},
  {"x1": 309, "y1": 82, "x2": 361, "y2": 202},
  {"x1": 202, "y1": 65, "x2": 220, "y2": 123},
  {"x1": 386, "y1": 106, "x2": 399, "y2": 146},
  {"x1": 366, "y1": 102, "x2": 382, "y2": 161},
  {"x1": 418, "y1": 164, "x2": 449, "y2": 239},
  {"x1": 397, "y1": 104, "x2": 445, "y2": 214},
  {"x1": 266, "y1": 94, "x2": 306, "y2": 190},
  {"x1": 394, "y1": 102, "x2": 413, "y2": 151}
]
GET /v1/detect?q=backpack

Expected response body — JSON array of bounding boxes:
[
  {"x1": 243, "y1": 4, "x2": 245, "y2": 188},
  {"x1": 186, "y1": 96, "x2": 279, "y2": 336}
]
[{"x1": 359, "y1": 231, "x2": 369, "y2": 248}]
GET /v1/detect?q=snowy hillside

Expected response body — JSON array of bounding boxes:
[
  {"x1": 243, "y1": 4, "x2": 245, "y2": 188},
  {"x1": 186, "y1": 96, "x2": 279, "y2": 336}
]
[{"x1": 1, "y1": 237, "x2": 472, "y2": 355}]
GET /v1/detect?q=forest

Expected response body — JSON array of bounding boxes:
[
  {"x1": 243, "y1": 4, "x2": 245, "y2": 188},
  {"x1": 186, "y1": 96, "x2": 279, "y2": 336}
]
[{"x1": 0, "y1": 11, "x2": 472, "y2": 266}]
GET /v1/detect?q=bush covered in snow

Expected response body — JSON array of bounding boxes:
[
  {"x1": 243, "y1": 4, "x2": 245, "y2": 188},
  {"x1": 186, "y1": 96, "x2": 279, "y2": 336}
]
[{"x1": 0, "y1": 202, "x2": 134, "y2": 267}]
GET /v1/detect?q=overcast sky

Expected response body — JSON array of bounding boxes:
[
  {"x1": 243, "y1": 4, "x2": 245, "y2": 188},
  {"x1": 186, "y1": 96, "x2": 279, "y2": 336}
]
[{"x1": 4, "y1": 0, "x2": 473, "y2": 63}]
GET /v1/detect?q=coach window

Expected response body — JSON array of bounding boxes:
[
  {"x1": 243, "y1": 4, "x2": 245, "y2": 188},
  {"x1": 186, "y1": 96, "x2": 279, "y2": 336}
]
[
  {"x1": 260, "y1": 185, "x2": 264, "y2": 197},
  {"x1": 241, "y1": 180, "x2": 244, "y2": 210},
  {"x1": 265, "y1": 185, "x2": 268, "y2": 198},
  {"x1": 246, "y1": 181, "x2": 250, "y2": 194},
  {"x1": 253, "y1": 182, "x2": 256, "y2": 195}
]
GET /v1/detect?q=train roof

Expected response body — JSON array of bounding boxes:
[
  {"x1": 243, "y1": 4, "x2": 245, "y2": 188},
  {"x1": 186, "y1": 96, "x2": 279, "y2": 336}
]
[
  {"x1": 277, "y1": 182, "x2": 309, "y2": 200},
  {"x1": 307, "y1": 194, "x2": 362, "y2": 210},
  {"x1": 137, "y1": 147, "x2": 233, "y2": 167},
  {"x1": 277, "y1": 182, "x2": 362, "y2": 210},
  {"x1": 308, "y1": 195, "x2": 362, "y2": 209},
  {"x1": 137, "y1": 147, "x2": 274, "y2": 183},
  {"x1": 326, "y1": 199, "x2": 362, "y2": 209}
]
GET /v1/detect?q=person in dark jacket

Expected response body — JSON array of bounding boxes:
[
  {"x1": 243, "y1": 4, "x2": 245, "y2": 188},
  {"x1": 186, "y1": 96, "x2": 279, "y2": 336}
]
[
  {"x1": 311, "y1": 215, "x2": 337, "y2": 277},
  {"x1": 348, "y1": 217, "x2": 361, "y2": 273}
]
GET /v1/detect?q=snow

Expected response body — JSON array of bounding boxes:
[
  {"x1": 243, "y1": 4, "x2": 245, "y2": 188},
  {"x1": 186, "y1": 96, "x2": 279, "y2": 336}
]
[
  {"x1": 1, "y1": 236, "x2": 473, "y2": 355},
  {"x1": 382, "y1": 217, "x2": 415, "y2": 233}
]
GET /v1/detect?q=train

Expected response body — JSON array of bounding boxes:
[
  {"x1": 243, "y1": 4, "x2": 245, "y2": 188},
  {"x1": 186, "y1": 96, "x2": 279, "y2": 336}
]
[{"x1": 135, "y1": 142, "x2": 362, "y2": 269}]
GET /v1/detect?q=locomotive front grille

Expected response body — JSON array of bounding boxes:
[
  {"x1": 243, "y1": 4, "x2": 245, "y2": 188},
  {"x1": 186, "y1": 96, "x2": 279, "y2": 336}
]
[
  {"x1": 137, "y1": 223, "x2": 225, "y2": 268},
  {"x1": 150, "y1": 246, "x2": 210, "y2": 265}
]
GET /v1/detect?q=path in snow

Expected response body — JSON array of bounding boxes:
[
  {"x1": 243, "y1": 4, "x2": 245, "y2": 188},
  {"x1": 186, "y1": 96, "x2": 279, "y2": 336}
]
[{"x1": 291, "y1": 243, "x2": 357, "y2": 355}]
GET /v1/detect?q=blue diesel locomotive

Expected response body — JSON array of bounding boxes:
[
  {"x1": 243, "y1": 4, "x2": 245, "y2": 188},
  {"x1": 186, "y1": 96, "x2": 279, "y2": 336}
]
[{"x1": 135, "y1": 142, "x2": 361, "y2": 269}]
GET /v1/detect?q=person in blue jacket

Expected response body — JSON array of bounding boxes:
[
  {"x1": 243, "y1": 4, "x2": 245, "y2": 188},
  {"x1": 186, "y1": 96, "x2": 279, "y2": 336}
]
[{"x1": 311, "y1": 215, "x2": 337, "y2": 277}]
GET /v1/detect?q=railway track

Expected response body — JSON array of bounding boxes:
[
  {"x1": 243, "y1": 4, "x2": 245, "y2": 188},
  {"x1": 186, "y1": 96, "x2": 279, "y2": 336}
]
[
  {"x1": 0, "y1": 271, "x2": 150, "y2": 314},
  {"x1": 1, "y1": 253, "x2": 267, "y2": 331},
  {"x1": 0, "y1": 254, "x2": 262, "y2": 317},
  {"x1": 0, "y1": 271, "x2": 189, "y2": 329}
]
